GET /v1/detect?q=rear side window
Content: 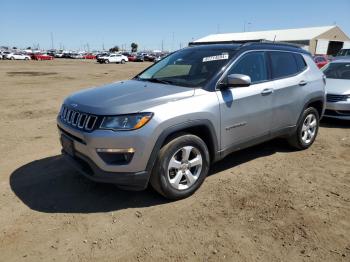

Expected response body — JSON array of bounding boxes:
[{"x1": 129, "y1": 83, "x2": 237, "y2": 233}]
[
  {"x1": 269, "y1": 51, "x2": 298, "y2": 79},
  {"x1": 294, "y1": 53, "x2": 307, "y2": 71}
]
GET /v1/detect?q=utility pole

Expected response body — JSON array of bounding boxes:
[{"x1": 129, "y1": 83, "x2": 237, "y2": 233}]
[
  {"x1": 172, "y1": 32, "x2": 174, "y2": 51},
  {"x1": 161, "y1": 39, "x2": 164, "y2": 52},
  {"x1": 243, "y1": 21, "x2": 251, "y2": 32},
  {"x1": 50, "y1": 32, "x2": 54, "y2": 49}
]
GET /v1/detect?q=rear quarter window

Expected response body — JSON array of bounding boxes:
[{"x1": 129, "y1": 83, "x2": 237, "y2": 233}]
[
  {"x1": 294, "y1": 53, "x2": 307, "y2": 71},
  {"x1": 269, "y1": 51, "x2": 299, "y2": 79}
]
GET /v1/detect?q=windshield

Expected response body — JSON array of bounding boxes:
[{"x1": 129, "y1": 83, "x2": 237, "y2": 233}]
[
  {"x1": 323, "y1": 62, "x2": 350, "y2": 80},
  {"x1": 336, "y1": 49, "x2": 350, "y2": 57},
  {"x1": 136, "y1": 48, "x2": 236, "y2": 87}
]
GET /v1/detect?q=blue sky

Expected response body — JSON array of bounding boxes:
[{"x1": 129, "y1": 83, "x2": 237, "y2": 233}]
[{"x1": 1, "y1": 0, "x2": 349, "y2": 51}]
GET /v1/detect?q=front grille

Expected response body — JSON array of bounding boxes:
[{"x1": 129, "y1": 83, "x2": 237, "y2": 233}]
[
  {"x1": 59, "y1": 105, "x2": 100, "y2": 132},
  {"x1": 327, "y1": 94, "x2": 350, "y2": 102}
]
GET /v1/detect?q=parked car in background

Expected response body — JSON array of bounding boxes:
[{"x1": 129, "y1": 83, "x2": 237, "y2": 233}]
[
  {"x1": 5, "y1": 52, "x2": 31, "y2": 60},
  {"x1": 313, "y1": 55, "x2": 329, "y2": 69},
  {"x1": 83, "y1": 53, "x2": 96, "y2": 59},
  {"x1": 96, "y1": 52, "x2": 110, "y2": 59},
  {"x1": 70, "y1": 53, "x2": 84, "y2": 59},
  {"x1": 144, "y1": 54, "x2": 156, "y2": 62},
  {"x1": 135, "y1": 54, "x2": 145, "y2": 62},
  {"x1": 154, "y1": 54, "x2": 167, "y2": 63},
  {"x1": 55, "y1": 52, "x2": 64, "y2": 58},
  {"x1": 58, "y1": 42, "x2": 325, "y2": 199},
  {"x1": 31, "y1": 53, "x2": 54, "y2": 60},
  {"x1": 322, "y1": 58, "x2": 350, "y2": 120},
  {"x1": 336, "y1": 48, "x2": 350, "y2": 57},
  {"x1": 127, "y1": 54, "x2": 137, "y2": 62},
  {"x1": 122, "y1": 52, "x2": 137, "y2": 62},
  {"x1": 97, "y1": 53, "x2": 128, "y2": 64}
]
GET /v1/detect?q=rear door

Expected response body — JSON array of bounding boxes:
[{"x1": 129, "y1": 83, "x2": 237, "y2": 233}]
[
  {"x1": 268, "y1": 51, "x2": 308, "y2": 131},
  {"x1": 217, "y1": 51, "x2": 274, "y2": 150}
]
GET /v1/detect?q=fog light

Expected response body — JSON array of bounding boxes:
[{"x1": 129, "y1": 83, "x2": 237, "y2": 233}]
[
  {"x1": 96, "y1": 148, "x2": 135, "y2": 165},
  {"x1": 96, "y1": 148, "x2": 135, "y2": 153}
]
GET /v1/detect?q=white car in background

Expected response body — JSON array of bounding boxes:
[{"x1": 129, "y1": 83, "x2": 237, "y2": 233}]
[
  {"x1": 97, "y1": 53, "x2": 128, "y2": 64},
  {"x1": 322, "y1": 58, "x2": 350, "y2": 120},
  {"x1": 5, "y1": 52, "x2": 31, "y2": 60}
]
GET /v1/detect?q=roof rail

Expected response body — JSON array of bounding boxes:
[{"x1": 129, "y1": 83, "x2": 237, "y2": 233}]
[
  {"x1": 188, "y1": 40, "x2": 302, "y2": 49},
  {"x1": 188, "y1": 40, "x2": 259, "y2": 46},
  {"x1": 242, "y1": 40, "x2": 303, "y2": 49}
]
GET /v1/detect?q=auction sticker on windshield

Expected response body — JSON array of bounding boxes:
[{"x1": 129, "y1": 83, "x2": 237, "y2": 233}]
[{"x1": 203, "y1": 53, "x2": 229, "y2": 62}]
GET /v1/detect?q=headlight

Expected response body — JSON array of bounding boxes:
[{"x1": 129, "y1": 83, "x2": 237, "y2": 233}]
[{"x1": 100, "y1": 113, "x2": 153, "y2": 131}]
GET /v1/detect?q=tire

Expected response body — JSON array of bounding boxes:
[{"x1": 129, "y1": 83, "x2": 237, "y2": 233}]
[
  {"x1": 121, "y1": 59, "x2": 126, "y2": 64},
  {"x1": 25, "y1": 57, "x2": 29, "y2": 60},
  {"x1": 287, "y1": 107, "x2": 319, "y2": 150},
  {"x1": 150, "y1": 134, "x2": 210, "y2": 200},
  {"x1": 11, "y1": 57, "x2": 15, "y2": 60},
  {"x1": 104, "y1": 60, "x2": 109, "y2": 64}
]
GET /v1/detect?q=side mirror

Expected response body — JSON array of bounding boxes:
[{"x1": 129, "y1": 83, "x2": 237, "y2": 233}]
[{"x1": 221, "y1": 74, "x2": 251, "y2": 88}]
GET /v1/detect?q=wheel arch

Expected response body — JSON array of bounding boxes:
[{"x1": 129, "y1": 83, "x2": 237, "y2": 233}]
[{"x1": 145, "y1": 120, "x2": 219, "y2": 173}]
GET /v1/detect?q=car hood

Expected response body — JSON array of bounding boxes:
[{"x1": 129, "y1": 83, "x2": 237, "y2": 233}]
[
  {"x1": 325, "y1": 78, "x2": 350, "y2": 95},
  {"x1": 64, "y1": 80, "x2": 195, "y2": 115}
]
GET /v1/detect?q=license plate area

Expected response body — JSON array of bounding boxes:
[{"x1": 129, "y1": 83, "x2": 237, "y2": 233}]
[{"x1": 61, "y1": 134, "x2": 75, "y2": 157}]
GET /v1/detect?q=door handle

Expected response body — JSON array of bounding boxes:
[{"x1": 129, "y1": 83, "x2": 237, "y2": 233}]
[
  {"x1": 299, "y1": 80, "x2": 308, "y2": 86},
  {"x1": 261, "y1": 88, "x2": 274, "y2": 96}
]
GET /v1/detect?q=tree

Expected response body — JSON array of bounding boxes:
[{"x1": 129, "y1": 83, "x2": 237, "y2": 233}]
[
  {"x1": 109, "y1": 46, "x2": 120, "y2": 53},
  {"x1": 131, "y1": 42, "x2": 138, "y2": 53}
]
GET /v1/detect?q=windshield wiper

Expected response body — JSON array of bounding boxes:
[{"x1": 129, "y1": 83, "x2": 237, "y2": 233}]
[{"x1": 144, "y1": 78, "x2": 174, "y2": 85}]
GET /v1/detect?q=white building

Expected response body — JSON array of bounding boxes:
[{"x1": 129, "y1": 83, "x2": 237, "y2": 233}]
[{"x1": 193, "y1": 26, "x2": 350, "y2": 55}]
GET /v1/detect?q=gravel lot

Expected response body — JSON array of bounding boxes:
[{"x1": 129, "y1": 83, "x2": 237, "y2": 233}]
[{"x1": 0, "y1": 59, "x2": 349, "y2": 262}]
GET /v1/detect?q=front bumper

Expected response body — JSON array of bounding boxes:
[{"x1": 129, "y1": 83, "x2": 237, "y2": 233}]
[
  {"x1": 57, "y1": 117, "x2": 158, "y2": 189},
  {"x1": 325, "y1": 101, "x2": 350, "y2": 120},
  {"x1": 62, "y1": 150, "x2": 149, "y2": 190}
]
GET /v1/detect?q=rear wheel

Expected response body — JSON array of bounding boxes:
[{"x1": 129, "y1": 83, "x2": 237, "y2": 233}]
[
  {"x1": 287, "y1": 107, "x2": 319, "y2": 150},
  {"x1": 150, "y1": 134, "x2": 210, "y2": 200}
]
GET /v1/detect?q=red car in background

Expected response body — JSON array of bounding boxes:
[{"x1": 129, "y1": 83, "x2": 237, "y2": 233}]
[
  {"x1": 31, "y1": 53, "x2": 54, "y2": 60},
  {"x1": 313, "y1": 55, "x2": 329, "y2": 69},
  {"x1": 122, "y1": 53, "x2": 137, "y2": 62},
  {"x1": 83, "y1": 54, "x2": 96, "y2": 59}
]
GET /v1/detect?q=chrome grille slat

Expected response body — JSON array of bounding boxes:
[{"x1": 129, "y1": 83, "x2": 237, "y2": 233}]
[{"x1": 59, "y1": 106, "x2": 98, "y2": 131}]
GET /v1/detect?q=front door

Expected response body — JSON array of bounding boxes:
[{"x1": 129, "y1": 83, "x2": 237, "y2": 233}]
[{"x1": 217, "y1": 51, "x2": 274, "y2": 151}]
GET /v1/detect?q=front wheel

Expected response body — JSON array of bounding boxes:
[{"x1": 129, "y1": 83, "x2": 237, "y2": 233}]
[
  {"x1": 104, "y1": 60, "x2": 109, "y2": 64},
  {"x1": 287, "y1": 107, "x2": 319, "y2": 150},
  {"x1": 121, "y1": 59, "x2": 126, "y2": 64},
  {"x1": 150, "y1": 134, "x2": 210, "y2": 200}
]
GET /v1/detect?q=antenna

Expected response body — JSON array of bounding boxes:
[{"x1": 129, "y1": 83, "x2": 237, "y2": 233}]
[{"x1": 273, "y1": 35, "x2": 276, "y2": 43}]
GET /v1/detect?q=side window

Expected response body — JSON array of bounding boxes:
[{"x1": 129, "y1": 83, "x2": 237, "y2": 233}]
[
  {"x1": 294, "y1": 53, "x2": 307, "y2": 71},
  {"x1": 227, "y1": 52, "x2": 268, "y2": 84},
  {"x1": 269, "y1": 51, "x2": 298, "y2": 79}
]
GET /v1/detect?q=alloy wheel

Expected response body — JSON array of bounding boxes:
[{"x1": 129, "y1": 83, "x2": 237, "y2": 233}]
[
  {"x1": 301, "y1": 113, "x2": 317, "y2": 144},
  {"x1": 167, "y1": 146, "x2": 203, "y2": 190}
]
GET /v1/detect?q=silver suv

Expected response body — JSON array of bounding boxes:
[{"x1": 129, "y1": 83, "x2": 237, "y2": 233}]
[{"x1": 57, "y1": 43, "x2": 325, "y2": 199}]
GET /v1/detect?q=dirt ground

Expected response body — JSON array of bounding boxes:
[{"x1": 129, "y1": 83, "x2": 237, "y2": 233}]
[{"x1": 0, "y1": 59, "x2": 349, "y2": 262}]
